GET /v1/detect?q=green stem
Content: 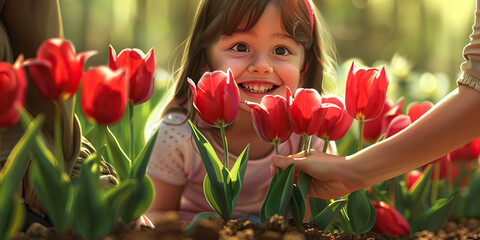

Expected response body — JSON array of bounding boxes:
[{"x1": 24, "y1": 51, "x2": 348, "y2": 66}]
[
  {"x1": 322, "y1": 138, "x2": 329, "y2": 153},
  {"x1": 274, "y1": 140, "x2": 280, "y2": 175},
  {"x1": 431, "y1": 162, "x2": 440, "y2": 204},
  {"x1": 390, "y1": 178, "x2": 395, "y2": 208},
  {"x1": 129, "y1": 103, "x2": 134, "y2": 160},
  {"x1": 54, "y1": 99, "x2": 65, "y2": 171},
  {"x1": 98, "y1": 125, "x2": 107, "y2": 156},
  {"x1": 220, "y1": 125, "x2": 229, "y2": 170},
  {"x1": 303, "y1": 134, "x2": 310, "y2": 157},
  {"x1": 274, "y1": 141, "x2": 279, "y2": 155},
  {"x1": 307, "y1": 135, "x2": 312, "y2": 156},
  {"x1": 0, "y1": 129, "x2": 3, "y2": 153},
  {"x1": 358, "y1": 119, "x2": 364, "y2": 151}
]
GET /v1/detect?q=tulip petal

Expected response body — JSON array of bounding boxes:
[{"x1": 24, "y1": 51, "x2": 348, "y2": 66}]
[
  {"x1": 25, "y1": 60, "x2": 60, "y2": 99},
  {"x1": 109, "y1": 45, "x2": 118, "y2": 70}
]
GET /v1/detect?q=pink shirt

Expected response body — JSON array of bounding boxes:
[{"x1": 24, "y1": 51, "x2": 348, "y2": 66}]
[{"x1": 147, "y1": 112, "x2": 330, "y2": 222}]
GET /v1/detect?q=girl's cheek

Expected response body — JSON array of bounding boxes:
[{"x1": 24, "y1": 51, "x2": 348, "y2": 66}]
[{"x1": 276, "y1": 63, "x2": 302, "y2": 87}]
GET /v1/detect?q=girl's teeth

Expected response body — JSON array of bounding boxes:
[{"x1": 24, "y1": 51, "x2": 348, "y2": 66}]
[{"x1": 240, "y1": 83, "x2": 274, "y2": 93}]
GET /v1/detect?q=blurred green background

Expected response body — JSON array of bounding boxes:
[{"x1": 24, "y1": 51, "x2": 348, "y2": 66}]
[{"x1": 61, "y1": 0, "x2": 475, "y2": 103}]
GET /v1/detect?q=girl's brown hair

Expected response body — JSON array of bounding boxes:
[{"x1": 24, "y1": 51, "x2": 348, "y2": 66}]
[{"x1": 162, "y1": 0, "x2": 337, "y2": 121}]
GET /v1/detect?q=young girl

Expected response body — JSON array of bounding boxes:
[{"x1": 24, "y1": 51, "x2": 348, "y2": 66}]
[{"x1": 146, "y1": 0, "x2": 336, "y2": 223}]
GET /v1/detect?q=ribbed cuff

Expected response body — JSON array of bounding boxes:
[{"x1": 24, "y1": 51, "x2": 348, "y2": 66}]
[{"x1": 457, "y1": 72, "x2": 480, "y2": 92}]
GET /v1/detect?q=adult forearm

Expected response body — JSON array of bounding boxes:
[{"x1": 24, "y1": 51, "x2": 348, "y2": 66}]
[{"x1": 347, "y1": 84, "x2": 480, "y2": 189}]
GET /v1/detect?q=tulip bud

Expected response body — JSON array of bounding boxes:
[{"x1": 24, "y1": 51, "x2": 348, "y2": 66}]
[
  {"x1": 0, "y1": 56, "x2": 27, "y2": 128},
  {"x1": 109, "y1": 46, "x2": 156, "y2": 105},
  {"x1": 246, "y1": 87, "x2": 292, "y2": 144},
  {"x1": 316, "y1": 94, "x2": 353, "y2": 141},
  {"x1": 25, "y1": 38, "x2": 96, "y2": 100},
  {"x1": 384, "y1": 114, "x2": 411, "y2": 139},
  {"x1": 363, "y1": 98, "x2": 404, "y2": 143},
  {"x1": 345, "y1": 61, "x2": 389, "y2": 122},
  {"x1": 372, "y1": 201, "x2": 410, "y2": 237},
  {"x1": 407, "y1": 101, "x2": 433, "y2": 123},
  {"x1": 81, "y1": 66, "x2": 128, "y2": 125},
  {"x1": 406, "y1": 170, "x2": 422, "y2": 190},
  {"x1": 188, "y1": 69, "x2": 240, "y2": 127},
  {"x1": 289, "y1": 88, "x2": 341, "y2": 136}
]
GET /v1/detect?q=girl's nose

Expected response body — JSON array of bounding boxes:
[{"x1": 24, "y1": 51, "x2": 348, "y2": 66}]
[{"x1": 248, "y1": 54, "x2": 273, "y2": 74}]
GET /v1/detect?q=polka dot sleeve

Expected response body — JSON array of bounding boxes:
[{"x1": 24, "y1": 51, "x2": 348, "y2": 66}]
[{"x1": 147, "y1": 113, "x2": 193, "y2": 185}]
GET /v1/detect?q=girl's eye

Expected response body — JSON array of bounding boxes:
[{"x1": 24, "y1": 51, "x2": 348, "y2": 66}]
[
  {"x1": 274, "y1": 46, "x2": 291, "y2": 56},
  {"x1": 231, "y1": 43, "x2": 249, "y2": 53}
]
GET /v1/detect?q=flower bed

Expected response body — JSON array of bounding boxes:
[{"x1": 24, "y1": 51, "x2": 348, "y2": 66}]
[{"x1": 11, "y1": 214, "x2": 480, "y2": 240}]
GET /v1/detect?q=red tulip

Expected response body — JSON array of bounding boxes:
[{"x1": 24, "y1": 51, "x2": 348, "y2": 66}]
[
  {"x1": 24, "y1": 38, "x2": 96, "y2": 100},
  {"x1": 363, "y1": 98, "x2": 404, "y2": 142},
  {"x1": 406, "y1": 170, "x2": 422, "y2": 190},
  {"x1": 245, "y1": 88, "x2": 292, "y2": 144},
  {"x1": 0, "y1": 56, "x2": 27, "y2": 128},
  {"x1": 188, "y1": 69, "x2": 240, "y2": 127},
  {"x1": 407, "y1": 101, "x2": 433, "y2": 123},
  {"x1": 372, "y1": 201, "x2": 410, "y2": 237},
  {"x1": 345, "y1": 61, "x2": 389, "y2": 121},
  {"x1": 316, "y1": 94, "x2": 353, "y2": 141},
  {"x1": 449, "y1": 137, "x2": 480, "y2": 162},
  {"x1": 384, "y1": 114, "x2": 411, "y2": 139},
  {"x1": 109, "y1": 46, "x2": 156, "y2": 105},
  {"x1": 422, "y1": 155, "x2": 451, "y2": 180},
  {"x1": 81, "y1": 66, "x2": 128, "y2": 125},
  {"x1": 289, "y1": 88, "x2": 341, "y2": 136}
]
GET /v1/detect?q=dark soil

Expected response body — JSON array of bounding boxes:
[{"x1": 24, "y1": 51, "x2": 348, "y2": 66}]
[{"x1": 12, "y1": 212, "x2": 480, "y2": 240}]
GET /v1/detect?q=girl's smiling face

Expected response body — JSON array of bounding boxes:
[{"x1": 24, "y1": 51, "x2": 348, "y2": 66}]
[{"x1": 207, "y1": 1, "x2": 306, "y2": 112}]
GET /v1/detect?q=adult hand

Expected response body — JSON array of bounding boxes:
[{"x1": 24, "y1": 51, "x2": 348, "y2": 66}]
[{"x1": 272, "y1": 150, "x2": 362, "y2": 199}]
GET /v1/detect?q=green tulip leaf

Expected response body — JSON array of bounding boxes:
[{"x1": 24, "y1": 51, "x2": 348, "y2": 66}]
[
  {"x1": 104, "y1": 126, "x2": 132, "y2": 180},
  {"x1": 132, "y1": 129, "x2": 159, "y2": 179},
  {"x1": 260, "y1": 174, "x2": 278, "y2": 223},
  {"x1": 20, "y1": 111, "x2": 73, "y2": 233},
  {"x1": 84, "y1": 124, "x2": 106, "y2": 158},
  {"x1": 308, "y1": 197, "x2": 330, "y2": 217},
  {"x1": 298, "y1": 172, "x2": 311, "y2": 198},
  {"x1": 368, "y1": 185, "x2": 391, "y2": 205},
  {"x1": 184, "y1": 212, "x2": 218, "y2": 236},
  {"x1": 410, "y1": 164, "x2": 433, "y2": 200},
  {"x1": 453, "y1": 163, "x2": 467, "y2": 190},
  {"x1": 189, "y1": 120, "x2": 233, "y2": 220},
  {"x1": 359, "y1": 198, "x2": 376, "y2": 233},
  {"x1": 188, "y1": 120, "x2": 225, "y2": 183},
  {"x1": 347, "y1": 190, "x2": 375, "y2": 233},
  {"x1": 264, "y1": 163, "x2": 295, "y2": 220},
  {"x1": 121, "y1": 175, "x2": 156, "y2": 222},
  {"x1": 409, "y1": 164, "x2": 433, "y2": 220},
  {"x1": 203, "y1": 174, "x2": 227, "y2": 218},
  {"x1": 106, "y1": 178, "x2": 138, "y2": 224},
  {"x1": 73, "y1": 153, "x2": 111, "y2": 239},
  {"x1": 411, "y1": 191, "x2": 458, "y2": 233},
  {"x1": 229, "y1": 145, "x2": 249, "y2": 208},
  {"x1": 465, "y1": 171, "x2": 480, "y2": 217},
  {"x1": 0, "y1": 113, "x2": 44, "y2": 205},
  {"x1": 309, "y1": 199, "x2": 347, "y2": 229},
  {"x1": 0, "y1": 194, "x2": 25, "y2": 240},
  {"x1": 288, "y1": 184, "x2": 306, "y2": 227}
]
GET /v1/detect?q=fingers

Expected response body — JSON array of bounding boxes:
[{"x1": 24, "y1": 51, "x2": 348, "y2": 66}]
[
  {"x1": 272, "y1": 155, "x2": 307, "y2": 171},
  {"x1": 270, "y1": 163, "x2": 276, "y2": 177}
]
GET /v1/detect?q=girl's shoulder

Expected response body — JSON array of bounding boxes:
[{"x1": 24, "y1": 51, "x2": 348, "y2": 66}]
[{"x1": 157, "y1": 111, "x2": 192, "y2": 138}]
